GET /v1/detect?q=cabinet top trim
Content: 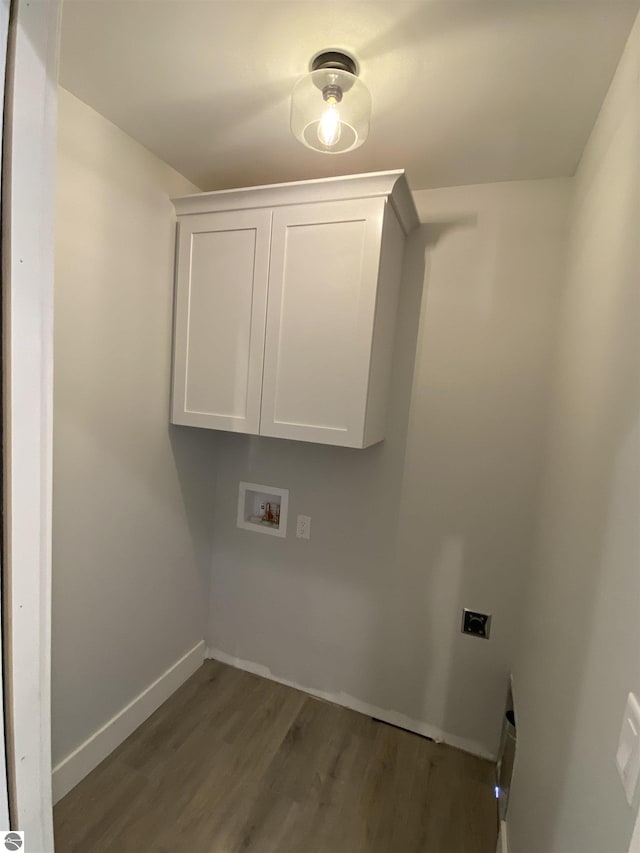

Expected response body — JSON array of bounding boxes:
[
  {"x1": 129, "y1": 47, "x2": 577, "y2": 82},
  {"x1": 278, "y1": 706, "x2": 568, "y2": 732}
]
[{"x1": 172, "y1": 169, "x2": 419, "y2": 235}]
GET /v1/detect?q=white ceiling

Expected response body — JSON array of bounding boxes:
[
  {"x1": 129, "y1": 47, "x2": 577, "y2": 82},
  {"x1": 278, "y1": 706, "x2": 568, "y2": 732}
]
[{"x1": 59, "y1": 1, "x2": 639, "y2": 192}]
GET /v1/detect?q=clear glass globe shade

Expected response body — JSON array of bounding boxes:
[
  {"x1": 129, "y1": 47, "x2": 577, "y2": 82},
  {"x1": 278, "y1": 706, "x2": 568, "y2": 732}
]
[{"x1": 290, "y1": 68, "x2": 371, "y2": 154}]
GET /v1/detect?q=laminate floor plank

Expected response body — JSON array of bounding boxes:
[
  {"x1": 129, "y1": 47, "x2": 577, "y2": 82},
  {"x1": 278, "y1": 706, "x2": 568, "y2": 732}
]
[{"x1": 54, "y1": 661, "x2": 498, "y2": 853}]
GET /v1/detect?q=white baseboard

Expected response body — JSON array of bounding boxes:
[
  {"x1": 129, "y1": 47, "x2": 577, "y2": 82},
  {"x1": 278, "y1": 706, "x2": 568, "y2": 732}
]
[
  {"x1": 205, "y1": 645, "x2": 496, "y2": 762},
  {"x1": 497, "y1": 820, "x2": 509, "y2": 853},
  {"x1": 52, "y1": 640, "x2": 205, "y2": 803}
]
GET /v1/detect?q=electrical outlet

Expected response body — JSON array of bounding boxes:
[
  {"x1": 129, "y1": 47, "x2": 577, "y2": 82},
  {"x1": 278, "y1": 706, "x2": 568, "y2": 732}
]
[
  {"x1": 462, "y1": 609, "x2": 492, "y2": 639},
  {"x1": 296, "y1": 515, "x2": 311, "y2": 539}
]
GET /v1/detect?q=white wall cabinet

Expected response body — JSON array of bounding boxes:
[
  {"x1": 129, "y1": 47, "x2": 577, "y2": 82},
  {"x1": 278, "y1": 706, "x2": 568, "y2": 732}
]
[{"x1": 171, "y1": 171, "x2": 418, "y2": 448}]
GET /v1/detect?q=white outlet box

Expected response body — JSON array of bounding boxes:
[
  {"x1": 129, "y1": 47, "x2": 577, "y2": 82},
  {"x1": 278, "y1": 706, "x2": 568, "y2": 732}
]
[
  {"x1": 296, "y1": 515, "x2": 311, "y2": 539},
  {"x1": 237, "y1": 482, "x2": 288, "y2": 538}
]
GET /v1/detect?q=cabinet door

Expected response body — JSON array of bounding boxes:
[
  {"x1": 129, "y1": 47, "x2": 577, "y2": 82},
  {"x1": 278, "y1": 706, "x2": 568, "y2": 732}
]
[
  {"x1": 260, "y1": 198, "x2": 386, "y2": 446},
  {"x1": 171, "y1": 209, "x2": 271, "y2": 432}
]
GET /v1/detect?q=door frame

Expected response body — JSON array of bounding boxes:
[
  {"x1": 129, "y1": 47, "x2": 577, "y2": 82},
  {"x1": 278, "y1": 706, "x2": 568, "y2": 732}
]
[{"x1": 2, "y1": 0, "x2": 60, "y2": 848}]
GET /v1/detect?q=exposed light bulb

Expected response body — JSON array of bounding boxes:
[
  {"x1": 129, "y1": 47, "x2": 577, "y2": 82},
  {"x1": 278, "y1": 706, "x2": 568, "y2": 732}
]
[
  {"x1": 318, "y1": 101, "x2": 341, "y2": 147},
  {"x1": 291, "y1": 53, "x2": 370, "y2": 154}
]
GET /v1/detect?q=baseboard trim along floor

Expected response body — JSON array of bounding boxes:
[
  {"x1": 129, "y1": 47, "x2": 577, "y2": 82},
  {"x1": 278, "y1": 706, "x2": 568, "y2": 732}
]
[
  {"x1": 52, "y1": 640, "x2": 206, "y2": 803},
  {"x1": 205, "y1": 645, "x2": 496, "y2": 762},
  {"x1": 497, "y1": 820, "x2": 509, "y2": 853}
]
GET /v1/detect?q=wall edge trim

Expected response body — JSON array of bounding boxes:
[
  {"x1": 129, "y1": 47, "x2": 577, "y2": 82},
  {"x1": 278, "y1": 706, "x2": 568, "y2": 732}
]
[{"x1": 498, "y1": 819, "x2": 509, "y2": 853}]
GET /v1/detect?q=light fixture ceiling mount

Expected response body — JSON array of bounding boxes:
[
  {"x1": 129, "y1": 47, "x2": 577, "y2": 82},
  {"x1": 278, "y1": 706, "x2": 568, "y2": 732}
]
[
  {"x1": 291, "y1": 49, "x2": 371, "y2": 154},
  {"x1": 309, "y1": 50, "x2": 358, "y2": 77}
]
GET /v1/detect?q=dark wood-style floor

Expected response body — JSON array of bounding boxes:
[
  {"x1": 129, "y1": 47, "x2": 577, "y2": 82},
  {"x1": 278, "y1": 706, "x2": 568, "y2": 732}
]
[{"x1": 54, "y1": 661, "x2": 498, "y2": 853}]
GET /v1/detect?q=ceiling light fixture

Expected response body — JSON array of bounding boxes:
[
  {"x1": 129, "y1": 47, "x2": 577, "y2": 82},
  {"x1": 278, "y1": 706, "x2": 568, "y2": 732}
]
[{"x1": 290, "y1": 50, "x2": 371, "y2": 154}]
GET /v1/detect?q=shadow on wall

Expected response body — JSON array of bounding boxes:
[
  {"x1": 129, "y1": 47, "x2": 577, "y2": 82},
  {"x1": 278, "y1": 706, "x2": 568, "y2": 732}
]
[
  {"x1": 169, "y1": 424, "x2": 219, "y2": 620},
  {"x1": 350, "y1": 219, "x2": 465, "y2": 732},
  {"x1": 360, "y1": 212, "x2": 524, "y2": 749}
]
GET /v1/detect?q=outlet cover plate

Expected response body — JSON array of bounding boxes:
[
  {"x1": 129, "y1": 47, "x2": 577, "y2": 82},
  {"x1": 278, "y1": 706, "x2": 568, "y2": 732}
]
[
  {"x1": 296, "y1": 515, "x2": 311, "y2": 539},
  {"x1": 462, "y1": 609, "x2": 492, "y2": 639}
]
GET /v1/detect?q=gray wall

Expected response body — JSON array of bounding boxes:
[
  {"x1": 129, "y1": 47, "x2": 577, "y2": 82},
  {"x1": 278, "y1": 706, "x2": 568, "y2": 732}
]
[
  {"x1": 205, "y1": 178, "x2": 570, "y2": 758},
  {"x1": 509, "y1": 11, "x2": 640, "y2": 853},
  {"x1": 52, "y1": 89, "x2": 216, "y2": 765}
]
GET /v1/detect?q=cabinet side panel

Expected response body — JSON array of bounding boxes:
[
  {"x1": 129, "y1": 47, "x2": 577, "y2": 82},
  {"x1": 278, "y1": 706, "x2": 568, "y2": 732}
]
[
  {"x1": 363, "y1": 206, "x2": 405, "y2": 446},
  {"x1": 261, "y1": 199, "x2": 385, "y2": 447},
  {"x1": 170, "y1": 221, "x2": 191, "y2": 423}
]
